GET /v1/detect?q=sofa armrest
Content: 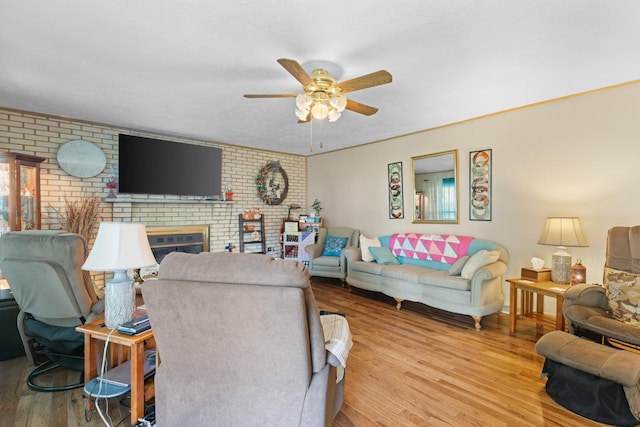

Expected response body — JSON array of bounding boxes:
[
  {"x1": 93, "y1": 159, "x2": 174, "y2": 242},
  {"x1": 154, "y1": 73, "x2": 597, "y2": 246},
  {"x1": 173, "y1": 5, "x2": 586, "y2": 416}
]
[
  {"x1": 343, "y1": 247, "x2": 362, "y2": 274},
  {"x1": 471, "y1": 260, "x2": 507, "y2": 283},
  {"x1": 467, "y1": 260, "x2": 507, "y2": 307},
  {"x1": 343, "y1": 247, "x2": 361, "y2": 263},
  {"x1": 563, "y1": 283, "x2": 609, "y2": 312},
  {"x1": 306, "y1": 243, "x2": 323, "y2": 261}
]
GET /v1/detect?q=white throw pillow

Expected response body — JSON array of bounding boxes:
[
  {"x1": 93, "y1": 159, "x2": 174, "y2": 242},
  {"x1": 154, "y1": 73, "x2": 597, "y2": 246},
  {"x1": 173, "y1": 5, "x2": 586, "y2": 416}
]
[
  {"x1": 461, "y1": 250, "x2": 500, "y2": 279},
  {"x1": 360, "y1": 235, "x2": 381, "y2": 262}
]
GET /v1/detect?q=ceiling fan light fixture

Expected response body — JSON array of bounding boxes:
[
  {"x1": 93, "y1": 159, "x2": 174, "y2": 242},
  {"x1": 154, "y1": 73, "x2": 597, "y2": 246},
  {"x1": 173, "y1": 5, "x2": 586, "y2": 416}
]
[
  {"x1": 311, "y1": 102, "x2": 329, "y2": 120},
  {"x1": 246, "y1": 58, "x2": 392, "y2": 126},
  {"x1": 330, "y1": 94, "x2": 347, "y2": 112},
  {"x1": 295, "y1": 93, "x2": 311, "y2": 110},
  {"x1": 295, "y1": 108, "x2": 309, "y2": 121},
  {"x1": 327, "y1": 109, "x2": 341, "y2": 122}
]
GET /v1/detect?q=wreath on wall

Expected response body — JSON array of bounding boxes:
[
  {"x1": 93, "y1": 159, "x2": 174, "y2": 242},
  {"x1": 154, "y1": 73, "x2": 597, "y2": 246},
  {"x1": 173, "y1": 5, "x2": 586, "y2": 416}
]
[{"x1": 256, "y1": 161, "x2": 289, "y2": 205}]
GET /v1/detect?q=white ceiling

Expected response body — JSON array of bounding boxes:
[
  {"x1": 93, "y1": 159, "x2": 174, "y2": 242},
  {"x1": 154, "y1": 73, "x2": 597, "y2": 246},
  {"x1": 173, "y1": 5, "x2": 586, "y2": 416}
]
[{"x1": 1, "y1": 1, "x2": 639, "y2": 156}]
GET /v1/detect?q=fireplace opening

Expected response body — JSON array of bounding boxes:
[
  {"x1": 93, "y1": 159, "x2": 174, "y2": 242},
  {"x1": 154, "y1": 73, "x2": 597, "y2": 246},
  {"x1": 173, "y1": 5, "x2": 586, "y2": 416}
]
[{"x1": 146, "y1": 225, "x2": 210, "y2": 264}]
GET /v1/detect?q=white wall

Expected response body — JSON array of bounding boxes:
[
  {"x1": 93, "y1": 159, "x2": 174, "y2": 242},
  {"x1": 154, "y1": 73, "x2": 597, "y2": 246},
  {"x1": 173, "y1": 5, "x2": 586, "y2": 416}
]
[{"x1": 308, "y1": 82, "x2": 640, "y2": 308}]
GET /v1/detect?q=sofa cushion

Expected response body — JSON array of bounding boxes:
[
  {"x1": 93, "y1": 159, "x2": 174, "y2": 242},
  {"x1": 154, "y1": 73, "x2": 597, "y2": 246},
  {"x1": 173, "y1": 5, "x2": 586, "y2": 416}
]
[
  {"x1": 604, "y1": 267, "x2": 640, "y2": 324},
  {"x1": 312, "y1": 256, "x2": 341, "y2": 268},
  {"x1": 350, "y1": 260, "x2": 386, "y2": 275},
  {"x1": 369, "y1": 247, "x2": 400, "y2": 265},
  {"x1": 377, "y1": 265, "x2": 472, "y2": 292},
  {"x1": 461, "y1": 250, "x2": 500, "y2": 279},
  {"x1": 360, "y1": 235, "x2": 381, "y2": 262},
  {"x1": 322, "y1": 235, "x2": 348, "y2": 257},
  {"x1": 448, "y1": 255, "x2": 470, "y2": 276},
  {"x1": 417, "y1": 271, "x2": 472, "y2": 291},
  {"x1": 380, "y1": 264, "x2": 424, "y2": 283}
]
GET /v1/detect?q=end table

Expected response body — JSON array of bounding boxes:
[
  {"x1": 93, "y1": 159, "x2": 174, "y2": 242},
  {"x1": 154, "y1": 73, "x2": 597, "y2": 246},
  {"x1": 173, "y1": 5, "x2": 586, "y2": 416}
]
[{"x1": 506, "y1": 278, "x2": 570, "y2": 333}]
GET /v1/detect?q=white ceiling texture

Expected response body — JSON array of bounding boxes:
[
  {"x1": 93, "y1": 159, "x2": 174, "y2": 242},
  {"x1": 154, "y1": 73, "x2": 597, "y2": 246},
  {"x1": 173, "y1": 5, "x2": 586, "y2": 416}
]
[{"x1": 1, "y1": 1, "x2": 639, "y2": 156}]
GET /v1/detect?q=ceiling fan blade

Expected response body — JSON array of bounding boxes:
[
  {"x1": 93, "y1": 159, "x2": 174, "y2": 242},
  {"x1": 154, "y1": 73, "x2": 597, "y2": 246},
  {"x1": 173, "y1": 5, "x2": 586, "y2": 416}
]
[
  {"x1": 338, "y1": 70, "x2": 392, "y2": 94},
  {"x1": 244, "y1": 94, "x2": 296, "y2": 98},
  {"x1": 277, "y1": 58, "x2": 313, "y2": 86},
  {"x1": 345, "y1": 99, "x2": 379, "y2": 116}
]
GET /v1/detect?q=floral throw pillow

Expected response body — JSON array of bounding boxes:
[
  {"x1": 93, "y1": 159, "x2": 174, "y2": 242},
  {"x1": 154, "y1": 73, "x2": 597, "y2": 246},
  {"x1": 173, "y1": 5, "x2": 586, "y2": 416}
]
[
  {"x1": 605, "y1": 267, "x2": 640, "y2": 324},
  {"x1": 322, "y1": 235, "x2": 348, "y2": 257}
]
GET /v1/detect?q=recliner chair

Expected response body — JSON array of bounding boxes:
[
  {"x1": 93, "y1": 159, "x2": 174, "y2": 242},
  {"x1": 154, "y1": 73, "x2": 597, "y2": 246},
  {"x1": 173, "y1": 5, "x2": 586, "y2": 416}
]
[
  {"x1": 306, "y1": 226, "x2": 360, "y2": 284},
  {"x1": 142, "y1": 251, "x2": 350, "y2": 426},
  {"x1": 0, "y1": 230, "x2": 104, "y2": 391},
  {"x1": 564, "y1": 225, "x2": 640, "y2": 345}
]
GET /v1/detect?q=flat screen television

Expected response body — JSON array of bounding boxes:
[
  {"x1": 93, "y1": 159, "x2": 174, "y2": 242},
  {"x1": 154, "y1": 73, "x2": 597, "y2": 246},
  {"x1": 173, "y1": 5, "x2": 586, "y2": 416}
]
[{"x1": 118, "y1": 134, "x2": 222, "y2": 197}]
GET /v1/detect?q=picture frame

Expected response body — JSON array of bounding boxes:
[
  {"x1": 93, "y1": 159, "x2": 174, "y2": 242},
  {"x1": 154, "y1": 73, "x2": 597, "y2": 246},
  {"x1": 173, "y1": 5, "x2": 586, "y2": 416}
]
[
  {"x1": 298, "y1": 214, "x2": 308, "y2": 223},
  {"x1": 469, "y1": 149, "x2": 492, "y2": 221},
  {"x1": 388, "y1": 161, "x2": 404, "y2": 219},
  {"x1": 284, "y1": 221, "x2": 299, "y2": 233}
]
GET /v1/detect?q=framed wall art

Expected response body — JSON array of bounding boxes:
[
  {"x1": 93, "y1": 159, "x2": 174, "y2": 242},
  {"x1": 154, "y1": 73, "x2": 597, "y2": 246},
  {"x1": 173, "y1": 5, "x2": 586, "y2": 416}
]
[
  {"x1": 469, "y1": 149, "x2": 492, "y2": 221},
  {"x1": 388, "y1": 161, "x2": 404, "y2": 219}
]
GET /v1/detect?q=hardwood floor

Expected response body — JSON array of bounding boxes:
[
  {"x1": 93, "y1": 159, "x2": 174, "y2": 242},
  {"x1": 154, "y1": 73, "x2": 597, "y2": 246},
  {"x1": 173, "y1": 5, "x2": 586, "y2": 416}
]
[{"x1": 0, "y1": 279, "x2": 613, "y2": 426}]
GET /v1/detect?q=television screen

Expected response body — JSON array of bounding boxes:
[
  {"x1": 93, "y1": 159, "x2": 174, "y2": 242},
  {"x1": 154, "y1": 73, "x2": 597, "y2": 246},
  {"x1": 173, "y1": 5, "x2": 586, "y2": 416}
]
[{"x1": 118, "y1": 134, "x2": 222, "y2": 197}]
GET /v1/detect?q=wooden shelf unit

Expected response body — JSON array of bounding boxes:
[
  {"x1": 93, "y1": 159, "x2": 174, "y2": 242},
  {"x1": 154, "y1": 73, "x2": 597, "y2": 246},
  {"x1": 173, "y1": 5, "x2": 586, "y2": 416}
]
[{"x1": 238, "y1": 214, "x2": 266, "y2": 254}]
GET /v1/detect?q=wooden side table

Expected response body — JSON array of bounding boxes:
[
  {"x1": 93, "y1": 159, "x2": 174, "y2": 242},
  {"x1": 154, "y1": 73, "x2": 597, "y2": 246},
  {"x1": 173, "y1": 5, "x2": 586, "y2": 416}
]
[
  {"x1": 76, "y1": 318, "x2": 156, "y2": 426},
  {"x1": 506, "y1": 278, "x2": 570, "y2": 333}
]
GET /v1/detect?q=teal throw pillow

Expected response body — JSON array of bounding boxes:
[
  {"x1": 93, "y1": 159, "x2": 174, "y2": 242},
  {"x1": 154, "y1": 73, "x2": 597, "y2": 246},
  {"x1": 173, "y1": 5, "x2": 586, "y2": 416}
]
[
  {"x1": 369, "y1": 247, "x2": 400, "y2": 265},
  {"x1": 322, "y1": 235, "x2": 348, "y2": 257}
]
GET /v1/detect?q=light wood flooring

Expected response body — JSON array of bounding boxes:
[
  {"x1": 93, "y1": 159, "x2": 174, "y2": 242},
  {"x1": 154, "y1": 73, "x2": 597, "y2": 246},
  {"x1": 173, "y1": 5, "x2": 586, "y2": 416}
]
[{"x1": 0, "y1": 279, "x2": 614, "y2": 426}]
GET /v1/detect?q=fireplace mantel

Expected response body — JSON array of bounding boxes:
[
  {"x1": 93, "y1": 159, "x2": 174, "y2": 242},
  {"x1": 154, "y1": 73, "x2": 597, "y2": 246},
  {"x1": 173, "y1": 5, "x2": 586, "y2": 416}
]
[{"x1": 105, "y1": 198, "x2": 232, "y2": 204}]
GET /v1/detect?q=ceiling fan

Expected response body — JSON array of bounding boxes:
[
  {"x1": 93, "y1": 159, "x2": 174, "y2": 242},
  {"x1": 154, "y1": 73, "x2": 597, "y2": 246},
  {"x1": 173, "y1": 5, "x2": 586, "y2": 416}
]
[{"x1": 244, "y1": 58, "x2": 392, "y2": 123}]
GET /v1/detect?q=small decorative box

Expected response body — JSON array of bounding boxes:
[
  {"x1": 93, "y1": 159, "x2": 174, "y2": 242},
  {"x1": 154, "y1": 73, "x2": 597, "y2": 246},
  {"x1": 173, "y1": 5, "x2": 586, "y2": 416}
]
[{"x1": 521, "y1": 268, "x2": 552, "y2": 282}]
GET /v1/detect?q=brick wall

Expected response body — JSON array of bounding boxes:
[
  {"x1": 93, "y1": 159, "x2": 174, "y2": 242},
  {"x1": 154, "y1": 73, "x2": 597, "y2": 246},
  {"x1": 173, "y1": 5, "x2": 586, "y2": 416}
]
[{"x1": 0, "y1": 108, "x2": 307, "y2": 257}]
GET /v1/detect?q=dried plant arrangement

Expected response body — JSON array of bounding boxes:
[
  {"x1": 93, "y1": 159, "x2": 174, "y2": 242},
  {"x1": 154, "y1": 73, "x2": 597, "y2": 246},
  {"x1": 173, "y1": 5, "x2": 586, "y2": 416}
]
[{"x1": 52, "y1": 193, "x2": 102, "y2": 243}]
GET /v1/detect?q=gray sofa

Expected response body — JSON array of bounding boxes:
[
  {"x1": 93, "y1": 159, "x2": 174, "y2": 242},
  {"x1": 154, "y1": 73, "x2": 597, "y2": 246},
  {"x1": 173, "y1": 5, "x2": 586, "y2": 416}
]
[{"x1": 344, "y1": 233, "x2": 509, "y2": 329}]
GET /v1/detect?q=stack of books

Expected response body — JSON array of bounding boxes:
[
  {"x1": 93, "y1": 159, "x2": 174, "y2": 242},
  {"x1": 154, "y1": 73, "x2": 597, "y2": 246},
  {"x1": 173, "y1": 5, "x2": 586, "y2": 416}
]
[{"x1": 117, "y1": 313, "x2": 151, "y2": 335}]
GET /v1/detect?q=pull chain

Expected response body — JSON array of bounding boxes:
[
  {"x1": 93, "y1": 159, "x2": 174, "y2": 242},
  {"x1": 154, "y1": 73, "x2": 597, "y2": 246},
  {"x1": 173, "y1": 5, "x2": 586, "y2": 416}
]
[{"x1": 309, "y1": 117, "x2": 313, "y2": 152}]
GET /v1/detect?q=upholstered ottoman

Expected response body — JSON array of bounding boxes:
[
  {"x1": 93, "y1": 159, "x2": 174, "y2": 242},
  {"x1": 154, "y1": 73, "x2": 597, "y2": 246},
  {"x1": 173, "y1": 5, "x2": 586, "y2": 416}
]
[{"x1": 535, "y1": 330, "x2": 640, "y2": 426}]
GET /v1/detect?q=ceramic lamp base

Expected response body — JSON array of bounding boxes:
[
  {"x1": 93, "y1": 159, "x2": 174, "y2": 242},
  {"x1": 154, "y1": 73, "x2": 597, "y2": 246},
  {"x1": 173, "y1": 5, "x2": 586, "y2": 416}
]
[
  {"x1": 105, "y1": 270, "x2": 136, "y2": 329},
  {"x1": 551, "y1": 247, "x2": 571, "y2": 284}
]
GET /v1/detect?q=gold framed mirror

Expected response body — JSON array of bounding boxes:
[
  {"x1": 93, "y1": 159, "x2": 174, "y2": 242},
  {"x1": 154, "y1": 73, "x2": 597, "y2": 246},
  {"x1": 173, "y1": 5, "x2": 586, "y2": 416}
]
[{"x1": 411, "y1": 149, "x2": 459, "y2": 224}]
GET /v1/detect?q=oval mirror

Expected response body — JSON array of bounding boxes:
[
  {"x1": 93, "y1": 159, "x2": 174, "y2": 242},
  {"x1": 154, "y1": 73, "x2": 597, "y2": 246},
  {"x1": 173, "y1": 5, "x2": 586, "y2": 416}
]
[{"x1": 411, "y1": 149, "x2": 459, "y2": 224}]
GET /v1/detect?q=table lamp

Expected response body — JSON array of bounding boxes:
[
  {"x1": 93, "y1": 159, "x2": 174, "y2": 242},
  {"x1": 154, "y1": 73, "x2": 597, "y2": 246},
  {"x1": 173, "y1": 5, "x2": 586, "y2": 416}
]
[
  {"x1": 82, "y1": 222, "x2": 156, "y2": 329},
  {"x1": 538, "y1": 217, "x2": 589, "y2": 284}
]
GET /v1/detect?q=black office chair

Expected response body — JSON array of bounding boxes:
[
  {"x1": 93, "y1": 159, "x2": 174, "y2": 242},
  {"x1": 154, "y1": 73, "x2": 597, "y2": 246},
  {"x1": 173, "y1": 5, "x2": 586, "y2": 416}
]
[{"x1": 0, "y1": 231, "x2": 104, "y2": 391}]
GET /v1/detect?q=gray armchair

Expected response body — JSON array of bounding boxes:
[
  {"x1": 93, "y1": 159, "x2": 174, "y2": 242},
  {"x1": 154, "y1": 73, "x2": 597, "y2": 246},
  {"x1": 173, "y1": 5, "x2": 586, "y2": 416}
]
[
  {"x1": 306, "y1": 227, "x2": 360, "y2": 284},
  {"x1": 564, "y1": 225, "x2": 640, "y2": 345},
  {"x1": 0, "y1": 231, "x2": 104, "y2": 391},
  {"x1": 142, "y1": 252, "x2": 348, "y2": 426}
]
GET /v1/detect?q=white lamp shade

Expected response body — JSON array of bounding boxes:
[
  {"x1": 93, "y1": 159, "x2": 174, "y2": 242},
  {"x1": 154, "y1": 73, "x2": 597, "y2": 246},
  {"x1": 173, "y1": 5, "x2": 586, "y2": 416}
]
[
  {"x1": 82, "y1": 222, "x2": 157, "y2": 271},
  {"x1": 538, "y1": 217, "x2": 589, "y2": 248}
]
